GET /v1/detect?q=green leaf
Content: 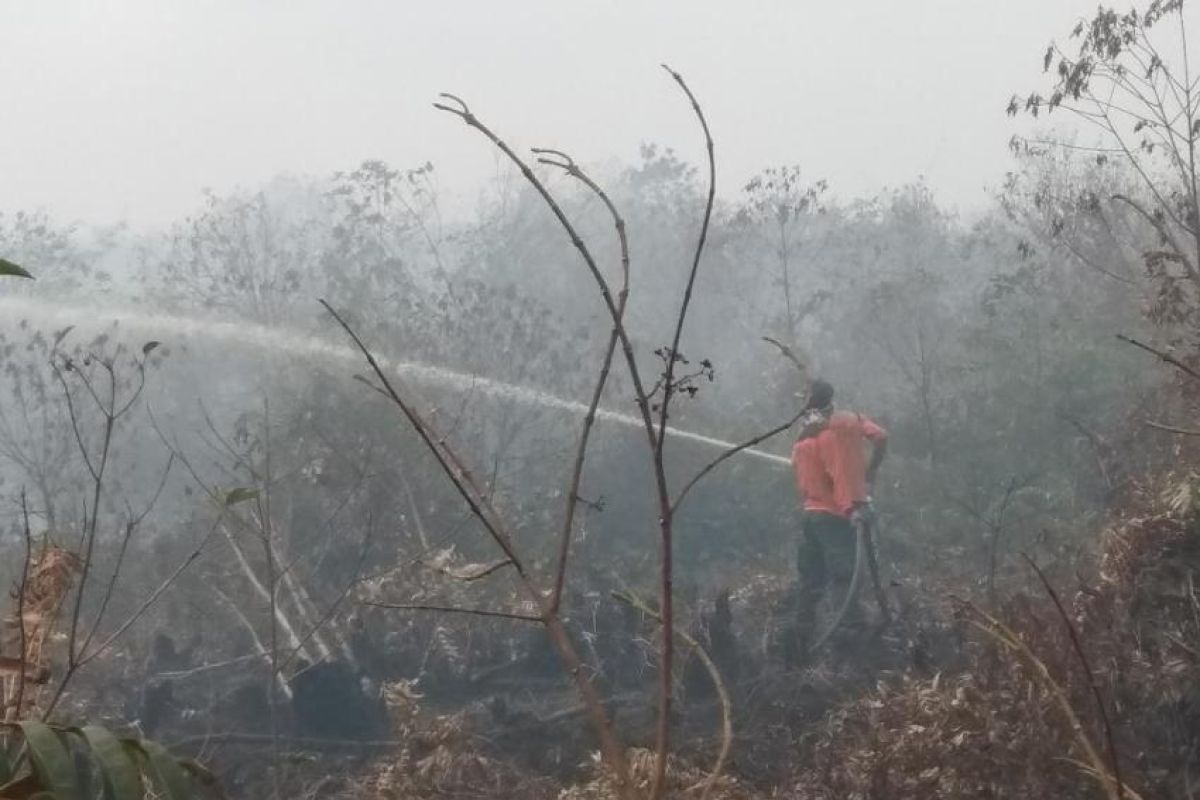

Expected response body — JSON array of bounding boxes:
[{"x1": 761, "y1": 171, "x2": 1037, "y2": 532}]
[
  {"x1": 0, "y1": 259, "x2": 33, "y2": 279},
  {"x1": 79, "y1": 726, "x2": 142, "y2": 800},
  {"x1": 126, "y1": 741, "x2": 191, "y2": 800},
  {"x1": 18, "y1": 722, "x2": 79, "y2": 800},
  {"x1": 141, "y1": 341, "x2": 160, "y2": 356},
  {"x1": 222, "y1": 487, "x2": 259, "y2": 507}
]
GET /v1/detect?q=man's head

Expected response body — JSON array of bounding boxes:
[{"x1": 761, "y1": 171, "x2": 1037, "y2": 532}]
[{"x1": 805, "y1": 379, "x2": 834, "y2": 412}]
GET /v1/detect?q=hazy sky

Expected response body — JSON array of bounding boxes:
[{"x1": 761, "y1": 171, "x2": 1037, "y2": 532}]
[{"x1": 2, "y1": 1, "x2": 1118, "y2": 230}]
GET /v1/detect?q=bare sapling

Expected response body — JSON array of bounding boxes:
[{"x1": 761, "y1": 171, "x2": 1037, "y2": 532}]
[
  {"x1": 38, "y1": 335, "x2": 183, "y2": 717},
  {"x1": 324, "y1": 65, "x2": 809, "y2": 799}
]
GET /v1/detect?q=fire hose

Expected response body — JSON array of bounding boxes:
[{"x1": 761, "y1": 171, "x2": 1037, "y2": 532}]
[{"x1": 808, "y1": 498, "x2": 891, "y2": 654}]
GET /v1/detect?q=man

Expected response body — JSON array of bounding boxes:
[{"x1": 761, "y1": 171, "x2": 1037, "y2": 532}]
[{"x1": 790, "y1": 379, "x2": 888, "y2": 654}]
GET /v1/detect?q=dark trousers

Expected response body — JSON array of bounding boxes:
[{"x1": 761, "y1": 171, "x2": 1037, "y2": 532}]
[{"x1": 796, "y1": 511, "x2": 861, "y2": 645}]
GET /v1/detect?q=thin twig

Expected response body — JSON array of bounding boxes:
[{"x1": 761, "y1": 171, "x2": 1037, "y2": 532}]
[
  {"x1": 433, "y1": 94, "x2": 659, "y2": 451},
  {"x1": 670, "y1": 334, "x2": 809, "y2": 516},
  {"x1": 1117, "y1": 333, "x2": 1200, "y2": 382},
  {"x1": 612, "y1": 590, "x2": 732, "y2": 800},
  {"x1": 955, "y1": 598, "x2": 1138, "y2": 800},
  {"x1": 151, "y1": 653, "x2": 267, "y2": 681},
  {"x1": 322, "y1": 299, "x2": 633, "y2": 798},
  {"x1": 77, "y1": 514, "x2": 223, "y2": 668},
  {"x1": 76, "y1": 451, "x2": 174, "y2": 662},
  {"x1": 276, "y1": 512, "x2": 378, "y2": 675},
  {"x1": 358, "y1": 601, "x2": 540, "y2": 623},
  {"x1": 533, "y1": 148, "x2": 630, "y2": 615},
  {"x1": 12, "y1": 493, "x2": 33, "y2": 720},
  {"x1": 1144, "y1": 418, "x2": 1200, "y2": 436},
  {"x1": 672, "y1": 412, "x2": 801, "y2": 512},
  {"x1": 168, "y1": 732, "x2": 409, "y2": 750},
  {"x1": 1022, "y1": 554, "x2": 1126, "y2": 800},
  {"x1": 320, "y1": 301, "x2": 523, "y2": 569},
  {"x1": 648, "y1": 64, "x2": 717, "y2": 800}
]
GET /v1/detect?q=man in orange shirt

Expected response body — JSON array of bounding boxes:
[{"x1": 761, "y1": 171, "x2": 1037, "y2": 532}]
[{"x1": 790, "y1": 379, "x2": 888, "y2": 655}]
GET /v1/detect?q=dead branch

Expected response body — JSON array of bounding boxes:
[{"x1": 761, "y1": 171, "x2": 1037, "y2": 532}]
[
  {"x1": 148, "y1": 409, "x2": 319, "y2": 662},
  {"x1": 321, "y1": 301, "x2": 524, "y2": 569},
  {"x1": 532, "y1": 148, "x2": 631, "y2": 616},
  {"x1": 423, "y1": 556, "x2": 513, "y2": 582},
  {"x1": 613, "y1": 589, "x2": 732, "y2": 800},
  {"x1": 275, "y1": 510, "x2": 376, "y2": 675},
  {"x1": 1062, "y1": 413, "x2": 1118, "y2": 491},
  {"x1": 212, "y1": 585, "x2": 291, "y2": 699},
  {"x1": 431, "y1": 70, "x2": 721, "y2": 799},
  {"x1": 955, "y1": 598, "x2": 1141, "y2": 800},
  {"x1": 152, "y1": 653, "x2": 267, "y2": 681},
  {"x1": 358, "y1": 601, "x2": 540, "y2": 623},
  {"x1": 673, "y1": 335, "x2": 810, "y2": 510},
  {"x1": 1117, "y1": 333, "x2": 1200, "y2": 382},
  {"x1": 1111, "y1": 193, "x2": 1197, "y2": 280},
  {"x1": 10, "y1": 493, "x2": 33, "y2": 720},
  {"x1": 647, "y1": 64, "x2": 717, "y2": 799},
  {"x1": 321, "y1": 300, "x2": 634, "y2": 799},
  {"x1": 1022, "y1": 554, "x2": 1127, "y2": 800},
  {"x1": 77, "y1": 513, "x2": 224, "y2": 668},
  {"x1": 168, "y1": 732, "x2": 409, "y2": 751},
  {"x1": 761, "y1": 335, "x2": 809, "y2": 382},
  {"x1": 1145, "y1": 418, "x2": 1200, "y2": 436},
  {"x1": 672, "y1": 412, "x2": 801, "y2": 512},
  {"x1": 78, "y1": 452, "x2": 174, "y2": 662},
  {"x1": 432, "y1": 94, "x2": 660, "y2": 451}
]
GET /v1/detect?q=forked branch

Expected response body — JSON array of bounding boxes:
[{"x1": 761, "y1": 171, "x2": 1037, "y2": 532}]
[
  {"x1": 321, "y1": 300, "x2": 635, "y2": 800},
  {"x1": 532, "y1": 148, "x2": 631, "y2": 615},
  {"x1": 648, "y1": 65, "x2": 717, "y2": 799}
]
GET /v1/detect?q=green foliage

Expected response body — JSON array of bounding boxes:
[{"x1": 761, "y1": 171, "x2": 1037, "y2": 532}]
[
  {"x1": 0, "y1": 259, "x2": 32, "y2": 279},
  {"x1": 0, "y1": 722, "x2": 213, "y2": 800},
  {"x1": 220, "y1": 486, "x2": 260, "y2": 507}
]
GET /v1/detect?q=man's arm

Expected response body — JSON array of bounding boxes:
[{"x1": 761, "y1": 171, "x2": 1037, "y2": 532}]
[{"x1": 861, "y1": 417, "x2": 888, "y2": 489}]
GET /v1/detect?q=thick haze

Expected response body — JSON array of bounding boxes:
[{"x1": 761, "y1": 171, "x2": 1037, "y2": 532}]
[{"x1": 4, "y1": 0, "x2": 1097, "y2": 229}]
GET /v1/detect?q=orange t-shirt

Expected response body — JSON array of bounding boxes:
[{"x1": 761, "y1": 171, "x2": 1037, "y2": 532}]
[{"x1": 791, "y1": 411, "x2": 887, "y2": 518}]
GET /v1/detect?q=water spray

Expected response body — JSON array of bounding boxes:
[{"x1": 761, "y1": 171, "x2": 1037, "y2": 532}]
[{"x1": 0, "y1": 296, "x2": 792, "y2": 468}]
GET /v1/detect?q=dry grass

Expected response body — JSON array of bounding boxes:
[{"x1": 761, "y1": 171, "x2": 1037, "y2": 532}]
[
  {"x1": 2, "y1": 543, "x2": 81, "y2": 718},
  {"x1": 789, "y1": 472, "x2": 1200, "y2": 799}
]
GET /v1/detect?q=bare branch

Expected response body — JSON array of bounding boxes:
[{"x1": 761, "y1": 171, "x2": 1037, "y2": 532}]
[
  {"x1": 78, "y1": 514, "x2": 223, "y2": 668},
  {"x1": 665, "y1": 335, "x2": 812, "y2": 510},
  {"x1": 955, "y1": 597, "x2": 1141, "y2": 800},
  {"x1": 648, "y1": 64, "x2": 717, "y2": 798},
  {"x1": 613, "y1": 589, "x2": 732, "y2": 800},
  {"x1": 424, "y1": 557, "x2": 513, "y2": 582},
  {"x1": 322, "y1": 299, "x2": 634, "y2": 798},
  {"x1": 1022, "y1": 554, "x2": 1127, "y2": 800},
  {"x1": 1117, "y1": 332, "x2": 1200, "y2": 381},
  {"x1": 533, "y1": 149, "x2": 631, "y2": 615},
  {"x1": 320, "y1": 300, "x2": 525, "y2": 571},
  {"x1": 12, "y1": 492, "x2": 33, "y2": 719},
  {"x1": 358, "y1": 601, "x2": 539, "y2": 623},
  {"x1": 433, "y1": 93, "x2": 659, "y2": 451},
  {"x1": 1144, "y1": 418, "x2": 1200, "y2": 435},
  {"x1": 673, "y1": 412, "x2": 801, "y2": 513},
  {"x1": 1111, "y1": 193, "x2": 1195, "y2": 277}
]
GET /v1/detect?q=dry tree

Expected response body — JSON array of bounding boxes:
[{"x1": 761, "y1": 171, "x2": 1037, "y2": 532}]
[{"x1": 323, "y1": 66, "x2": 805, "y2": 800}]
